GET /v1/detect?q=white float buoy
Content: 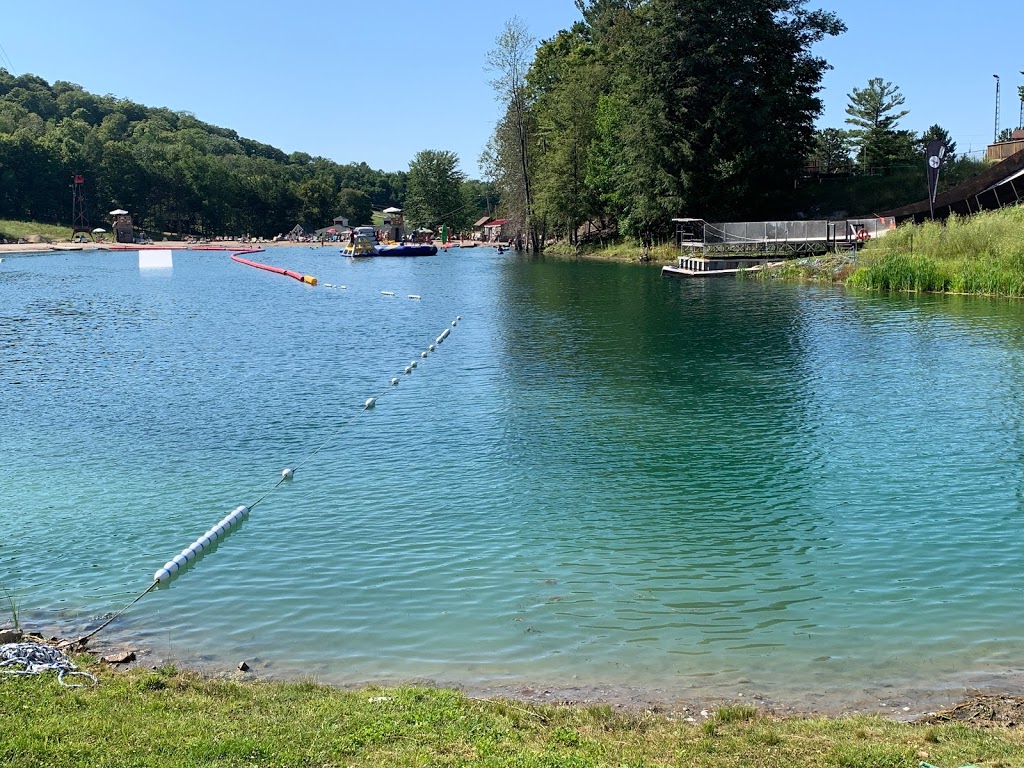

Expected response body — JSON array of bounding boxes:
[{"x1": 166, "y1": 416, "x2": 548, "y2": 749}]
[
  {"x1": 421, "y1": 351, "x2": 428, "y2": 359},
  {"x1": 365, "y1": 397, "x2": 377, "y2": 409},
  {"x1": 404, "y1": 365, "x2": 413, "y2": 374},
  {"x1": 452, "y1": 320, "x2": 457, "y2": 327},
  {"x1": 429, "y1": 344, "x2": 435, "y2": 352},
  {"x1": 408, "y1": 294, "x2": 421, "y2": 300},
  {"x1": 281, "y1": 468, "x2": 294, "y2": 481},
  {"x1": 410, "y1": 361, "x2": 418, "y2": 369},
  {"x1": 457, "y1": 315, "x2": 462, "y2": 321},
  {"x1": 381, "y1": 291, "x2": 395, "y2": 296},
  {"x1": 391, "y1": 377, "x2": 400, "y2": 386},
  {"x1": 154, "y1": 504, "x2": 250, "y2": 585}
]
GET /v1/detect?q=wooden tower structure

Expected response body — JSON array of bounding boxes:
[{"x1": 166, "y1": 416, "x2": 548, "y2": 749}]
[{"x1": 71, "y1": 174, "x2": 90, "y2": 238}]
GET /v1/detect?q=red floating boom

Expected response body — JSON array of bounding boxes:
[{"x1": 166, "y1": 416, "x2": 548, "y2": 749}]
[{"x1": 231, "y1": 253, "x2": 317, "y2": 285}]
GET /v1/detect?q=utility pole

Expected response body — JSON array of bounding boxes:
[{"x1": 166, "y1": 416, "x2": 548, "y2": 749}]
[{"x1": 994, "y1": 74, "x2": 1001, "y2": 143}]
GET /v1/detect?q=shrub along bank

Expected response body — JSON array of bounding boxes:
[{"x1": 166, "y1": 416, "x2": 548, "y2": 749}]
[
  {"x1": 848, "y1": 207, "x2": 1024, "y2": 296},
  {"x1": 756, "y1": 207, "x2": 1024, "y2": 296}
]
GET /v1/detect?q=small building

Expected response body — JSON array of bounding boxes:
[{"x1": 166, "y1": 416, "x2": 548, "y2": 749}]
[
  {"x1": 482, "y1": 218, "x2": 511, "y2": 242},
  {"x1": 987, "y1": 129, "x2": 1024, "y2": 162},
  {"x1": 287, "y1": 223, "x2": 317, "y2": 240},
  {"x1": 473, "y1": 216, "x2": 492, "y2": 240},
  {"x1": 332, "y1": 215, "x2": 350, "y2": 230},
  {"x1": 110, "y1": 209, "x2": 134, "y2": 244}
]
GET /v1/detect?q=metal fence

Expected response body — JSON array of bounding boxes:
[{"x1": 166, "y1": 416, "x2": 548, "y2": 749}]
[
  {"x1": 705, "y1": 220, "x2": 830, "y2": 244},
  {"x1": 703, "y1": 218, "x2": 893, "y2": 244}
]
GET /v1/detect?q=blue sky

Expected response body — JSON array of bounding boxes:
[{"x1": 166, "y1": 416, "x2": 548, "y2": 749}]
[{"x1": 1, "y1": 1, "x2": 1021, "y2": 177}]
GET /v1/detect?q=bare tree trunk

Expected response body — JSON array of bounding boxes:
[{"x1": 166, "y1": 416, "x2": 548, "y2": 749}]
[{"x1": 487, "y1": 18, "x2": 537, "y2": 253}]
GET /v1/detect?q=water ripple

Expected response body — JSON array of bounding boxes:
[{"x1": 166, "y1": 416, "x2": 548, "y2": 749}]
[{"x1": 4, "y1": 250, "x2": 1024, "y2": 707}]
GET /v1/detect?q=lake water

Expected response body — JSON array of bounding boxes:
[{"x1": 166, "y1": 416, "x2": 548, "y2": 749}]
[{"x1": 3, "y1": 245, "x2": 1023, "y2": 713}]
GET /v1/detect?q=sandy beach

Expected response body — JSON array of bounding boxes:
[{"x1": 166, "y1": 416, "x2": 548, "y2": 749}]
[{"x1": 0, "y1": 239, "x2": 309, "y2": 255}]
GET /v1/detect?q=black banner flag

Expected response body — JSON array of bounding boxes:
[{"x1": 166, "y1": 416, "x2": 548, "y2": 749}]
[{"x1": 926, "y1": 139, "x2": 948, "y2": 218}]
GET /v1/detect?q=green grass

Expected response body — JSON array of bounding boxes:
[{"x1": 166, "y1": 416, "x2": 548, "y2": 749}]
[
  {"x1": 2, "y1": 662, "x2": 1024, "y2": 767},
  {"x1": 848, "y1": 206, "x2": 1024, "y2": 296},
  {"x1": 545, "y1": 237, "x2": 677, "y2": 264},
  {"x1": 0, "y1": 219, "x2": 74, "y2": 243}
]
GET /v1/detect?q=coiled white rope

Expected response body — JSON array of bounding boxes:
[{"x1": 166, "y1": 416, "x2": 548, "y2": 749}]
[{"x1": 0, "y1": 642, "x2": 97, "y2": 687}]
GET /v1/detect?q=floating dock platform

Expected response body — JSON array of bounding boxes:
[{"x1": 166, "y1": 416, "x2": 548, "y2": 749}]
[{"x1": 661, "y1": 217, "x2": 893, "y2": 278}]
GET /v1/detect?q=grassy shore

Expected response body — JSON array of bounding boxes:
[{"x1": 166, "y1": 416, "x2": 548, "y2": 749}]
[
  {"x1": 848, "y1": 207, "x2": 1024, "y2": 296},
  {"x1": 544, "y1": 238, "x2": 677, "y2": 264},
  {"x1": 757, "y1": 207, "x2": 1024, "y2": 296},
  {"x1": 0, "y1": 219, "x2": 74, "y2": 243},
  {"x1": 2, "y1": 658, "x2": 1024, "y2": 767}
]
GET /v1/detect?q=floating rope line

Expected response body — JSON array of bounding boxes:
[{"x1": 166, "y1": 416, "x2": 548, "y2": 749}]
[
  {"x1": 73, "y1": 316, "x2": 464, "y2": 646},
  {"x1": 1, "y1": 642, "x2": 97, "y2": 687},
  {"x1": 319, "y1": 285, "x2": 423, "y2": 300},
  {"x1": 230, "y1": 253, "x2": 317, "y2": 285}
]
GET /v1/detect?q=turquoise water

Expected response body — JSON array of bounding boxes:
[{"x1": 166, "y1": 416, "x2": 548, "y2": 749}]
[{"x1": 3, "y1": 246, "x2": 1024, "y2": 710}]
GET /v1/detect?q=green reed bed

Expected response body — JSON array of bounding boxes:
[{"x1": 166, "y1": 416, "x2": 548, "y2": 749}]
[
  {"x1": 848, "y1": 207, "x2": 1024, "y2": 296},
  {"x1": 3, "y1": 662, "x2": 1024, "y2": 767}
]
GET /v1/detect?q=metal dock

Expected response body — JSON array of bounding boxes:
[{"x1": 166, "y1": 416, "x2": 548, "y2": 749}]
[{"x1": 662, "y1": 217, "x2": 894, "y2": 278}]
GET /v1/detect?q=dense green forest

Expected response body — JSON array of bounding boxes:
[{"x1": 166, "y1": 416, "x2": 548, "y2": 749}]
[
  {"x1": 482, "y1": 1, "x2": 996, "y2": 250},
  {"x1": 483, "y1": 0, "x2": 848, "y2": 250},
  {"x1": 0, "y1": 1, "x2": 1000, "y2": 247},
  {"x1": 0, "y1": 69, "x2": 412, "y2": 236}
]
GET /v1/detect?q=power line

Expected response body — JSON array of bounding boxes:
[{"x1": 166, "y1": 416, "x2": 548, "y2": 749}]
[{"x1": 0, "y1": 39, "x2": 15, "y2": 73}]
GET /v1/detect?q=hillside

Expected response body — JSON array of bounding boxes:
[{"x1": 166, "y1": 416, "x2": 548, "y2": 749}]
[{"x1": 0, "y1": 70, "x2": 406, "y2": 237}]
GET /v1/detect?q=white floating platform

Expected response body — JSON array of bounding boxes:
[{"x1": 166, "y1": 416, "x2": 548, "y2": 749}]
[{"x1": 661, "y1": 257, "x2": 783, "y2": 279}]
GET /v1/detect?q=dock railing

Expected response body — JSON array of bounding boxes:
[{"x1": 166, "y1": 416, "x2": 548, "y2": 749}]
[{"x1": 674, "y1": 217, "x2": 895, "y2": 260}]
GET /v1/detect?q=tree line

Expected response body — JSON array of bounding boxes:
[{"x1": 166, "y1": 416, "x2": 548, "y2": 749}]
[
  {"x1": 481, "y1": 3, "x2": 1014, "y2": 249},
  {"x1": 482, "y1": 0, "x2": 846, "y2": 250},
  {"x1": 0, "y1": 69, "x2": 406, "y2": 236},
  {"x1": 802, "y1": 77, "x2": 990, "y2": 217}
]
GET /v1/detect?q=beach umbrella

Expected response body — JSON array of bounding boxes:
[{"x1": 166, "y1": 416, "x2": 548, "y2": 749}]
[
  {"x1": 109, "y1": 209, "x2": 128, "y2": 215},
  {"x1": 92, "y1": 227, "x2": 106, "y2": 233},
  {"x1": 327, "y1": 228, "x2": 337, "y2": 233}
]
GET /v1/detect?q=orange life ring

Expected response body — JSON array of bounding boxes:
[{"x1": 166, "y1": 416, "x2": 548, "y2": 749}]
[{"x1": 855, "y1": 228, "x2": 870, "y2": 242}]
